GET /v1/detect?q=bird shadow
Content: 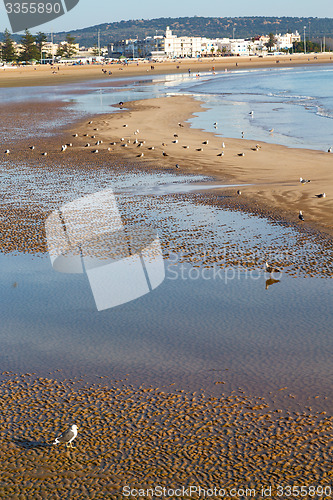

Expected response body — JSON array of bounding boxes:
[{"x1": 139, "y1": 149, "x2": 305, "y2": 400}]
[{"x1": 13, "y1": 437, "x2": 52, "y2": 450}]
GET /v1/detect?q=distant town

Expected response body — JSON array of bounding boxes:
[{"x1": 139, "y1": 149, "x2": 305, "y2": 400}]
[{"x1": 0, "y1": 25, "x2": 330, "y2": 64}]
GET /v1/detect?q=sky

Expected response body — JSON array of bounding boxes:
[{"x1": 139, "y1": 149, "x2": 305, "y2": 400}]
[{"x1": 0, "y1": 0, "x2": 332, "y2": 33}]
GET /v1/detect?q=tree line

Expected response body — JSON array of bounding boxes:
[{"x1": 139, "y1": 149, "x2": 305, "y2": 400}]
[{"x1": 0, "y1": 29, "x2": 77, "y2": 62}]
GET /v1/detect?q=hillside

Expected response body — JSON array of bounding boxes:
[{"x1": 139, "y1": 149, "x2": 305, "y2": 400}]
[{"x1": 2, "y1": 17, "x2": 333, "y2": 46}]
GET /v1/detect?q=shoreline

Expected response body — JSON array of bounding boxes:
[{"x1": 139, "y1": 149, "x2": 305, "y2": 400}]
[
  {"x1": 1, "y1": 52, "x2": 332, "y2": 88},
  {"x1": 71, "y1": 94, "x2": 333, "y2": 238}
]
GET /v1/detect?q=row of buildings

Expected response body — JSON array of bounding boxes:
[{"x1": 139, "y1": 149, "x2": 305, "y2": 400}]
[{"x1": 108, "y1": 27, "x2": 302, "y2": 59}]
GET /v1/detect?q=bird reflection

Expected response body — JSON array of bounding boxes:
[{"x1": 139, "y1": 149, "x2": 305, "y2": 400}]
[{"x1": 265, "y1": 278, "x2": 280, "y2": 290}]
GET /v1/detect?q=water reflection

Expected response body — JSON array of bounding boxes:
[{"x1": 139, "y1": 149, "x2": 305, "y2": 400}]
[{"x1": 45, "y1": 189, "x2": 165, "y2": 310}]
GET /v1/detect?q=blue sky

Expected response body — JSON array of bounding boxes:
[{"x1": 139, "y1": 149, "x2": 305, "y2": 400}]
[{"x1": 0, "y1": 0, "x2": 332, "y2": 33}]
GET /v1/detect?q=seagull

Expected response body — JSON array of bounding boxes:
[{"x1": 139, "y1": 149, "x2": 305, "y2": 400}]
[
  {"x1": 197, "y1": 148, "x2": 203, "y2": 151},
  {"x1": 42, "y1": 152, "x2": 47, "y2": 156},
  {"x1": 213, "y1": 122, "x2": 218, "y2": 126},
  {"x1": 162, "y1": 151, "x2": 168, "y2": 156},
  {"x1": 300, "y1": 177, "x2": 310, "y2": 184},
  {"x1": 92, "y1": 149, "x2": 99, "y2": 154},
  {"x1": 174, "y1": 134, "x2": 178, "y2": 138},
  {"x1": 299, "y1": 210, "x2": 304, "y2": 221},
  {"x1": 96, "y1": 141, "x2": 102, "y2": 145},
  {"x1": 217, "y1": 152, "x2": 224, "y2": 157},
  {"x1": 251, "y1": 146, "x2": 260, "y2": 151},
  {"x1": 93, "y1": 128, "x2": 98, "y2": 131},
  {"x1": 328, "y1": 147, "x2": 332, "y2": 153},
  {"x1": 315, "y1": 193, "x2": 326, "y2": 198},
  {"x1": 265, "y1": 262, "x2": 280, "y2": 274},
  {"x1": 137, "y1": 143, "x2": 143, "y2": 147},
  {"x1": 29, "y1": 146, "x2": 35, "y2": 150},
  {"x1": 138, "y1": 153, "x2": 144, "y2": 157},
  {"x1": 183, "y1": 145, "x2": 189, "y2": 149},
  {"x1": 222, "y1": 142, "x2": 225, "y2": 148},
  {"x1": 203, "y1": 140, "x2": 209, "y2": 145},
  {"x1": 238, "y1": 153, "x2": 245, "y2": 157},
  {"x1": 61, "y1": 145, "x2": 67, "y2": 152},
  {"x1": 122, "y1": 143, "x2": 128, "y2": 147},
  {"x1": 237, "y1": 190, "x2": 241, "y2": 195},
  {"x1": 88, "y1": 121, "x2": 93, "y2": 124},
  {"x1": 53, "y1": 424, "x2": 78, "y2": 448},
  {"x1": 85, "y1": 143, "x2": 90, "y2": 147},
  {"x1": 66, "y1": 143, "x2": 73, "y2": 147},
  {"x1": 178, "y1": 123, "x2": 184, "y2": 127},
  {"x1": 136, "y1": 129, "x2": 140, "y2": 134},
  {"x1": 5, "y1": 149, "x2": 10, "y2": 154},
  {"x1": 175, "y1": 164, "x2": 180, "y2": 169},
  {"x1": 172, "y1": 140, "x2": 178, "y2": 144},
  {"x1": 148, "y1": 146, "x2": 155, "y2": 150},
  {"x1": 110, "y1": 142, "x2": 116, "y2": 146},
  {"x1": 123, "y1": 124, "x2": 128, "y2": 127},
  {"x1": 73, "y1": 134, "x2": 78, "y2": 137},
  {"x1": 249, "y1": 111, "x2": 254, "y2": 115},
  {"x1": 133, "y1": 139, "x2": 139, "y2": 144}
]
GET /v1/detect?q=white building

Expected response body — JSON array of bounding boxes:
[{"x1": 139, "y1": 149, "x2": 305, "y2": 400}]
[{"x1": 164, "y1": 27, "x2": 205, "y2": 58}]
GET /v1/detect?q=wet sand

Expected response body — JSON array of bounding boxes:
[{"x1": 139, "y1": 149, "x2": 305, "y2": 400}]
[
  {"x1": 1, "y1": 53, "x2": 332, "y2": 88},
  {"x1": 72, "y1": 95, "x2": 333, "y2": 238},
  {"x1": 1, "y1": 373, "x2": 332, "y2": 498}
]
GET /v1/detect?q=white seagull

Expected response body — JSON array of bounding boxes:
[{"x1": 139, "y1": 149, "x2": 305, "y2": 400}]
[
  {"x1": 53, "y1": 424, "x2": 78, "y2": 448},
  {"x1": 265, "y1": 262, "x2": 280, "y2": 274},
  {"x1": 29, "y1": 146, "x2": 35, "y2": 150},
  {"x1": 299, "y1": 210, "x2": 304, "y2": 221},
  {"x1": 4, "y1": 149, "x2": 10, "y2": 154},
  {"x1": 315, "y1": 193, "x2": 326, "y2": 198},
  {"x1": 300, "y1": 177, "x2": 311, "y2": 184},
  {"x1": 61, "y1": 145, "x2": 67, "y2": 152}
]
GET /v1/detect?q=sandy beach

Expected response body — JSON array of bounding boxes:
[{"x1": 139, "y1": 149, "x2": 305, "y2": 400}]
[
  {"x1": 1, "y1": 373, "x2": 332, "y2": 498},
  {"x1": 0, "y1": 52, "x2": 332, "y2": 87},
  {"x1": 72, "y1": 94, "x2": 333, "y2": 237},
  {"x1": 1, "y1": 66, "x2": 333, "y2": 498}
]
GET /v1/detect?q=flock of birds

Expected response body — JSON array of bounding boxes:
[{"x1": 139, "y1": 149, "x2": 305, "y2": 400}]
[{"x1": 3, "y1": 116, "x2": 330, "y2": 291}]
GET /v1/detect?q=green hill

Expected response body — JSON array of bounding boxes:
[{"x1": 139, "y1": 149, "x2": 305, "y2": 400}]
[{"x1": 2, "y1": 17, "x2": 333, "y2": 46}]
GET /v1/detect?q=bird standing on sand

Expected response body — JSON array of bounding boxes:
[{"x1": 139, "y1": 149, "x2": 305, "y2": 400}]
[
  {"x1": 299, "y1": 210, "x2": 304, "y2": 221},
  {"x1": 203, "y1": 140, "x2": 209, "y2": 145},
  {"x1": 29, "y1": 146, "x2": 35, "y2": 150},
  {"x1": 175, "y1": 164, "x2": 180, "y2": 169},
  {"x1": 217, "y1": 152, "x2": 224, "y2": 157},
  {"x1": 315, "y1": 193, "x2": 326, "y2": 198},
  {"x1": 237, "y1": 190, "x2": 241, "y2": 195},
  {"x1": 328, "y1": 146, "x2": 332, "y2": 153},
  {"x1": 61, "y1": 145, "x2": 67, "y2": 152},
  {"x1": 300, "y1": 177, "x2": 310, "y2": 184},
  {"x1": 53, "y1": 424, "x2": 78, "y2": 448},
  {"x1": 4, "y1": 149, "x2": 10, "y2": 154},
  {"x1": 265, "y1": 262, "x2": 280, "y2": 274},
  {"x1": 238, "y1": 153, "x2": 245, "y2": 157},
  {"x1": 162, "y1": 151, "x2": 168, "y2": 156},
  {"x1": 222, "y1": 142, "x2": 225, "y2": 148}
]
